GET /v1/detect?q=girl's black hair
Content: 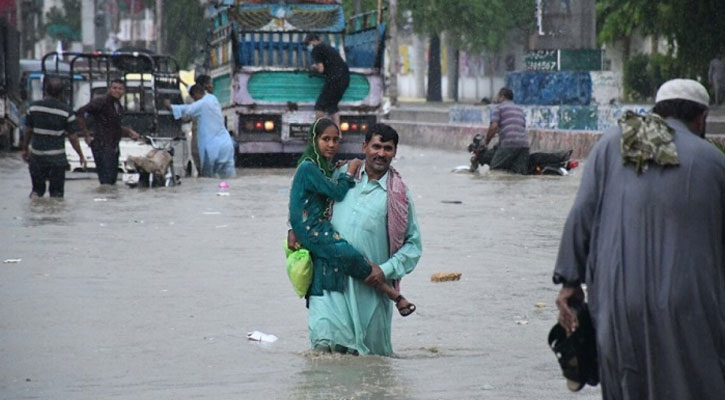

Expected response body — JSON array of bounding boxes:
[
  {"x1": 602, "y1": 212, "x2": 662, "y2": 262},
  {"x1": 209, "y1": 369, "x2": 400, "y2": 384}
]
[{"x1": 313, "y1": 117, "x2": 338, "y2": 136}]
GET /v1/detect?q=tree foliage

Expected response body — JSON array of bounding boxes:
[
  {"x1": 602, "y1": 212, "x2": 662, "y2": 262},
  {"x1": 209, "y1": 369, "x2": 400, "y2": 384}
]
[
  {"x1": 45, "y1": 0, "x2": 82, "y2": 42},
  {"x1": 340, "y1": 0, "x2": 379, "y2": 20},
  {"x1": 162, "y1": 0, "x2": 209, "y2": 69},
  {"x1": 399, "y1": 0, "x2": 535, "y2": 53},
  {"x1": 597, "y1": 0, "x2": 725, "y2": 79}
]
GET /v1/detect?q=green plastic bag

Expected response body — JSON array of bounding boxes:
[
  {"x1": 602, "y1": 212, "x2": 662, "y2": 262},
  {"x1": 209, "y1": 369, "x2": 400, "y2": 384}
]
[{"x1": 284, "y1": 241, "x2": 313, "y2": 298}]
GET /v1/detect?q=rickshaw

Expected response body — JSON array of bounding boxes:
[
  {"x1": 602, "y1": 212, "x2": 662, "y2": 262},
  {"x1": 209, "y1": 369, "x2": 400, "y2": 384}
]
[{"x1": 41, "y1": 50, "x2": 195, "y2": 184}]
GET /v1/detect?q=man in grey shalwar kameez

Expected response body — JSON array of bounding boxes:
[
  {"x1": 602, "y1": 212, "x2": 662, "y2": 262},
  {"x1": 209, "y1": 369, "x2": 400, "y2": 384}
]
[{"x1": 553, "y1": 79, "x2": 725, "y2": 400}]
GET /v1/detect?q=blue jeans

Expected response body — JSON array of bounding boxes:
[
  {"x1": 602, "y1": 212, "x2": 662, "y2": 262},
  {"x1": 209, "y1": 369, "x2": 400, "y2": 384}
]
[{"x1": 91, "y1": 147, "x2": 119, "y2": 184}]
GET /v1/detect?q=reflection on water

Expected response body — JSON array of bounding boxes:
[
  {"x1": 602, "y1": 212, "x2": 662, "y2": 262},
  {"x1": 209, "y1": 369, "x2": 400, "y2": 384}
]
[
  {"x1": 290, "y1": 352, "x2": 406, "y2": 400},
  {"x1": 26, "y1": 197, "x2": 69, "y2": 226}
]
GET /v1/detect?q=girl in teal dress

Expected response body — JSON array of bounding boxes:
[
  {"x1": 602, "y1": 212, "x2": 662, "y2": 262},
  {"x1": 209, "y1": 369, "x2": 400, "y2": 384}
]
[{"x1": 287, "y1": 118, "x2": 415, "y2": 316}]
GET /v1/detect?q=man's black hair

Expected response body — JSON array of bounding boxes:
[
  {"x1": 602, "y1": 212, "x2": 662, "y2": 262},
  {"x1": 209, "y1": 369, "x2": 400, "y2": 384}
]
[
  {"x1": 303, "y1": 34, "x2": 320, "y2": 45},
  {"x1": 365, "y1": 123, "x2": 399, "y2": 146},
  {"x1": 45, "y1": 77, "x2": 64, "y2": 98},
  {"x1": 653, "y1": 99, "x2": 708, "y2": 123},
  {"x1": 189, "y1": 84, "x2": 205, "y2": 98},
  {"x1": 196, "y1": 74, "x2": 212, "y2": 86},
  {"x1": 498, "y1": 87, "x2": 514, "y2": 101},
  {"x1": 110, "y1": 78, "x2": 125, "y2": 86}
]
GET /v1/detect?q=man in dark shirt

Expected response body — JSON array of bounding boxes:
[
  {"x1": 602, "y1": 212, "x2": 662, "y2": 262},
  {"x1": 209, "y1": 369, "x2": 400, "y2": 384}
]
[
  {"x1": 22, "y1": 77, "x2": 86, "y2": 198},
  {"x1": 76, "y1": 79, "x2": 140, "y2": 185},
  {"x1": 304, "y1": 34, "x2": 350, "y2": 127}
]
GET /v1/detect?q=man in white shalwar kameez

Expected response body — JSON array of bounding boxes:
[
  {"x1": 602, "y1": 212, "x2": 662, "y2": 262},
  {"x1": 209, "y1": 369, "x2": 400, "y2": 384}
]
[{"x1": 169, "y1": 84, "x2": 235, "y2": 178}]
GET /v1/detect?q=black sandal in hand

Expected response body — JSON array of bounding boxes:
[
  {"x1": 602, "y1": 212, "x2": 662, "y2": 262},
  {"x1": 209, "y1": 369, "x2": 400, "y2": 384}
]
[{"x1": 394, "y1": 295, "x2": 416, "y2": 317}]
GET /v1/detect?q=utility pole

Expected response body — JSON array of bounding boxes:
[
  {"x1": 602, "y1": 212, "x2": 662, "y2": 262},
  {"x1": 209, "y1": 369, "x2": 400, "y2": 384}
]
[
  {"x1": 15, "y1": 0, "x2": 23, "y2": 56},
  {"x1": 387, "y1": 0, "x2": 398, "y2": 106},
  {"x1": 155, "y1": 0, "x2": 163, "y2": 54},
  {"x1": 81, "y1": 0, "x2": 96, "y2": 51}
]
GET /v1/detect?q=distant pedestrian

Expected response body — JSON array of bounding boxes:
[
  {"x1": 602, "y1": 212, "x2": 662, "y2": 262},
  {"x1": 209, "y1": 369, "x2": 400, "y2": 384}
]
[
  {"x1": 553, "y1": 79, "x2": 725, "y2": 399},
  {"x1": 304, "y1": 34, "x2": 350, "y2": 127},
  {"x1": 708, "y1": 53, "x2": 725, "y2": 105},
  {"x1": 484, "y1": 87, "x2": 529, "y2": 174},
  {"x1": 22, "y1": 77, "x2": 86, "y2": 198},
  {"x1": 166, "y1": 84, "x2": 235, "y2": 178},
  {"x1": 76, "y1": 79, "x2": 140, "y2": 185}
]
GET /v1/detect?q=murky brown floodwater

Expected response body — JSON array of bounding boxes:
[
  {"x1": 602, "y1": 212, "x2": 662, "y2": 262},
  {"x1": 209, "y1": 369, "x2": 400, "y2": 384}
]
[{"x1": 0, "y1": 146, "x2": 600, "y2": 399}]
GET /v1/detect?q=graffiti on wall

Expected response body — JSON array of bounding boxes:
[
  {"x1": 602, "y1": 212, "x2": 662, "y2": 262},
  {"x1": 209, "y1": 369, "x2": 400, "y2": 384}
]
[
  {"x1": 450, "y1": 103, "x2": 652, "y2": 131},
  {"x1": 506, "y1": 71, "x2": 593, "y2": 105},
  {"x1": 590, "y1": 71, "x2": 621, "y2": 105}
]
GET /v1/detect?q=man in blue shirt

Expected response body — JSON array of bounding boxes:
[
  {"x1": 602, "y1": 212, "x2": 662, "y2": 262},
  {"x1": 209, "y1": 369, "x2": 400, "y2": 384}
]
[{"x1": 167, "y1": 84, "x2": 235, "y2": 178}]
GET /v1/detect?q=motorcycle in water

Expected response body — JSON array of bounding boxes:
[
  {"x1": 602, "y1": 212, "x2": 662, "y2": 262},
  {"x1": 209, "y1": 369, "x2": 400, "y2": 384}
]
[
  {"x1": 124, "y1": 136, "x2": 182, "y2": 187},
  {"x1": 467, "y1": 134, "x2": 579, "y2": 175}
]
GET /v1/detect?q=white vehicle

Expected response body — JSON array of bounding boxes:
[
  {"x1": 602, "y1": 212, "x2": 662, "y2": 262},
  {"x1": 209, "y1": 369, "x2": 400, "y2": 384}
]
[{"x1": 41, "y1": 51, "x2": 195, "y2": 180}]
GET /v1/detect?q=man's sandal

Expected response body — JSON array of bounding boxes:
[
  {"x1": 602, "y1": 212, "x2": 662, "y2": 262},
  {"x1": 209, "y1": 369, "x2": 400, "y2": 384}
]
[{"x1": 394, "y1": 295, "x2": 416, "y2": 317}]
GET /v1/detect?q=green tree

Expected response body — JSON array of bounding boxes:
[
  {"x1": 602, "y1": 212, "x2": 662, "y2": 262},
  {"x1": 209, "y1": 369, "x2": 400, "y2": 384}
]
[
  {"x1": 162, "y1": 0, "x2": 209, "y2": 69},
  {"x1": 597, "y1": 0, "x2": 725, "y2": 80},
  {"x1": 400, "y1": 0, "x2": 535, "y2": 101},
  {"x1": 399, "y1": 0, "x2": 448, "y2": 101},
  {"x1": 45, "y1": 0, "x2": 82, "y2": 42},
  {"x1": 341, "y1": 0, "x2": 379, "y2": 20}
]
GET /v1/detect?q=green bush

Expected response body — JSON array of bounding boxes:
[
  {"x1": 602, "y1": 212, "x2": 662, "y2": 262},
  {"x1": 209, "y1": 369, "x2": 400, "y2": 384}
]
[
  {"x1": 623, "y1": 53, "x2": 682, "y2": 102},
  {"x1": 649, "y1": 53, "x2": 682, "y2": 95}
]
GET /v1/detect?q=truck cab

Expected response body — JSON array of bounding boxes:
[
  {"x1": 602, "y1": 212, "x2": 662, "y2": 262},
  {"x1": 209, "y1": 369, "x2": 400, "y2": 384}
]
[{"x1": 206, "y1": 0, "x2": 386, "y2": 159}]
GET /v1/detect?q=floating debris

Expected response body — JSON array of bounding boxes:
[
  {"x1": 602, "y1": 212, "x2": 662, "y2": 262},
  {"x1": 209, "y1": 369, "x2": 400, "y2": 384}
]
[
  {"x1": 247, "y1": 330, "x2": 278, "y2": 343},
  {"x1": 430, "y1": 272, "x2": 462, "y2": 282}
]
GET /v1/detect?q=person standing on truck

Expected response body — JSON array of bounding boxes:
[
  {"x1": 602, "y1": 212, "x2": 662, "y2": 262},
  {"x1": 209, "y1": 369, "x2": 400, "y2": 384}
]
[
  {"x1": 166, "y1": 84, "x2": 235, "y2": 178},
  {"x1": 22, "y1": 77, "x2": 86, "y2": 198},
  {"x1": 304, "y1": 34, "x2": 350, "y2": 128},
  {"x1": 76, "y1": 79, "x2": 140, "y2": 185}
]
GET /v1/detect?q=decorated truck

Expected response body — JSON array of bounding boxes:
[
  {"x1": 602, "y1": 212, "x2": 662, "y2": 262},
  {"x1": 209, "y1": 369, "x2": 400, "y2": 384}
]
[{"x1": 205, "y1": 0, "x2": 386, "y2": 158}]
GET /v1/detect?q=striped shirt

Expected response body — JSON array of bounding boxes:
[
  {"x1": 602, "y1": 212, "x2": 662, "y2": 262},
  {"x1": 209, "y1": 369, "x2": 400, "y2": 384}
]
[
  {"x1": 25, "y1": 99, "x2": 76, "y2": 166},
  {"x1": 492, "y1": 100, "x2": 528, "y2": 149}
]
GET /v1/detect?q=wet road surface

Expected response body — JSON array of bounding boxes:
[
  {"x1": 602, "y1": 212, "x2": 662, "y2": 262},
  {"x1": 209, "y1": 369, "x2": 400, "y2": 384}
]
[{"x1": 0, "y1": 147, "x2": 600, "y2": 399}]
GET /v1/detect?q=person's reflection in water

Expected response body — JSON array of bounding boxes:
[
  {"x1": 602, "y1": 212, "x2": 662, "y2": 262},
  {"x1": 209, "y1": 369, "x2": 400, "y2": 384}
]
[
  {"x1": 26, "y1": 196, "x2": 68, "y2": 226},
  {"x1": 291, "y1": 353, "x2": 406, "y2": 399}
]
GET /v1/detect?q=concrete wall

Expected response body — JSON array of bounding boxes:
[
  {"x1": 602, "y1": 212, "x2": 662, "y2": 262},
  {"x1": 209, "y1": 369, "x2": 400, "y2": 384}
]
[
  {"x1": 384, "y1": 119, "x2": 602, "y2": 160},
  {"x1": 449, "y1": 103, "x2": 651, "y2": 131},
  {"x1": 530, "y1": 0, "x2": 596, "y2": 50}
]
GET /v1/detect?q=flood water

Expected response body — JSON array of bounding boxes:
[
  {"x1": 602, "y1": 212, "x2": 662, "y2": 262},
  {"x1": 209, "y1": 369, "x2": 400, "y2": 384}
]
[{"x1": 0, "y1": 146, "x2": 600, "y2": 399}]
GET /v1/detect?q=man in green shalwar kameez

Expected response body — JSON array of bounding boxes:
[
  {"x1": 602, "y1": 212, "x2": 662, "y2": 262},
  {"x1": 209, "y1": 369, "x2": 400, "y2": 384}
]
[{"x1": 308, "y1": 123, "x2": 423, "y2": 356}]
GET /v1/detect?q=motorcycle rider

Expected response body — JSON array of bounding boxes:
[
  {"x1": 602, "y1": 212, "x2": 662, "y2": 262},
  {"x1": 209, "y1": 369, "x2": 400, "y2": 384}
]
[{"x1": 483, "y1": 87, "x2": 529, "y2": 174}]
